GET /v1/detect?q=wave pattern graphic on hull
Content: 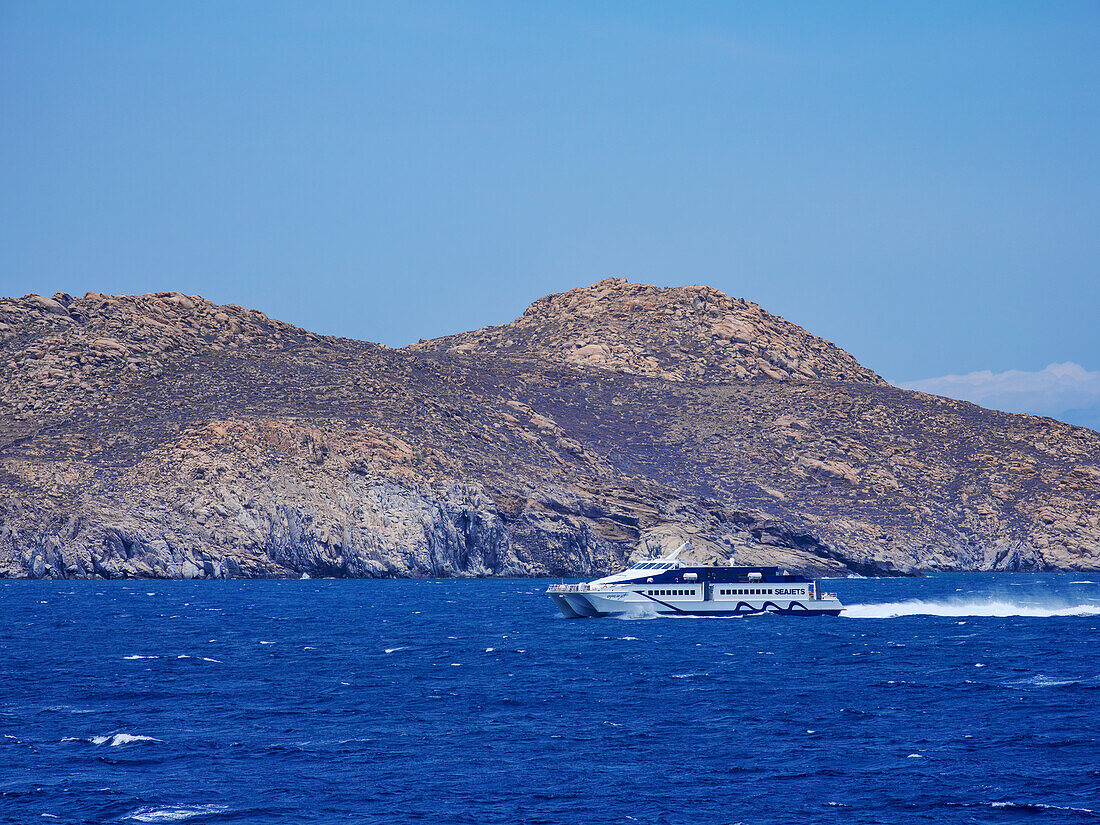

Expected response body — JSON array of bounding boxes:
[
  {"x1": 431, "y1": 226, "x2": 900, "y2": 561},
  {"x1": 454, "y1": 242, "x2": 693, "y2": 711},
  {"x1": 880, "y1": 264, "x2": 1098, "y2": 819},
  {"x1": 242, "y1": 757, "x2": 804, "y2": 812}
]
[{"x1": 639, "y1": 596, "x2": 834, "y2": 616}]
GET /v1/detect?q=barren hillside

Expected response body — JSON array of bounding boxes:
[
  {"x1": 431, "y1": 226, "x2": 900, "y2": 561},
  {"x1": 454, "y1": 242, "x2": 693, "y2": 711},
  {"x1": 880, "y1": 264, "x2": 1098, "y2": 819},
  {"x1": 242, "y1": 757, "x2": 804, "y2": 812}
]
[{"x1": 1, "y1": 280, "x2": 1097, "y2": 579}]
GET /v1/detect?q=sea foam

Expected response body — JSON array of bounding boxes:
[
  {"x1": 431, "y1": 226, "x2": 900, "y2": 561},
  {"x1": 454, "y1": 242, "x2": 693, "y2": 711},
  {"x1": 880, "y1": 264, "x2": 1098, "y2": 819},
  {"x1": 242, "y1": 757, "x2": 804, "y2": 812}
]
[
  {"x1": 124, "y1": 804, "x2": 229, "y2": 822},
  {"x1": 89, "y1": 733, "x2": 162, "y2": 747}
]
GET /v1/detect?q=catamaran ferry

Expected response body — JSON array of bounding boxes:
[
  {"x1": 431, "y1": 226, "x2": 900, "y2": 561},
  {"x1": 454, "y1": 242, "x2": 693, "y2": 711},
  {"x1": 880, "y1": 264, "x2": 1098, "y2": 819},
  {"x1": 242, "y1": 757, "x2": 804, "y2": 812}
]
[{"x1": 547, "y1": 545, "x2": 843, "y2": 618}]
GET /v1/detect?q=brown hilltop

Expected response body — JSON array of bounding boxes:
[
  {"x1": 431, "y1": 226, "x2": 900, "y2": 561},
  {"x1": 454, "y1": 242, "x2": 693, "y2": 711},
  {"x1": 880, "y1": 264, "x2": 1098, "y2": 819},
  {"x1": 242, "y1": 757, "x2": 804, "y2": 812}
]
[
  {"x1": 1, "y1": 282, "x2": 1098, "y2": 580},
  {"x1": 411, "y1": 278, "x2": 883, "y2": 384}
]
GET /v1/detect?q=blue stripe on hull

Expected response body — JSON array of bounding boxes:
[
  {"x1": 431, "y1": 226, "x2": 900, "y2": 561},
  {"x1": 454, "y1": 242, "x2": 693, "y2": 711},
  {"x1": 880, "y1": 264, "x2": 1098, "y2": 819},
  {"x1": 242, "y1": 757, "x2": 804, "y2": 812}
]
[
  {"x1": 661, "y1": 608, "x2": 842, "y2": 617},
  {"x1": 611, "y1": 599, "x2": 840, "y2": 617}
]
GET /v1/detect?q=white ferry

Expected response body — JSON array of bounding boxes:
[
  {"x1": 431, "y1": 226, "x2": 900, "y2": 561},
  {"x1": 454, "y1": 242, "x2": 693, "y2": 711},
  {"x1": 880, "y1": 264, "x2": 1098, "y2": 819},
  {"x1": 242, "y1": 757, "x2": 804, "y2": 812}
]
[{"x1": 547, "y1": 545, "x2": 843, "y2": 618}]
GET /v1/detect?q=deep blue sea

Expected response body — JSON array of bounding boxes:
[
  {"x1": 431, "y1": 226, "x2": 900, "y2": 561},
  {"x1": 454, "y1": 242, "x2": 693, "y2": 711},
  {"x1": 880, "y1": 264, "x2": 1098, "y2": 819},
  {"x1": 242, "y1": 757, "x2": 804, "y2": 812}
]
[{"x1": 1, "y1": 573, "x2": 1098, "y2": 825}]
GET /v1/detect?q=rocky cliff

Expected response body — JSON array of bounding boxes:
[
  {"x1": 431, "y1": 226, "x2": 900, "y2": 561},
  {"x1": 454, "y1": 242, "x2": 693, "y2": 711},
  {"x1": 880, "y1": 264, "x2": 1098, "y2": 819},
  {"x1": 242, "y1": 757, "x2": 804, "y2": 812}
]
[{"x1": 2, "y1": 279, "x2": 1098, "y2": 579}]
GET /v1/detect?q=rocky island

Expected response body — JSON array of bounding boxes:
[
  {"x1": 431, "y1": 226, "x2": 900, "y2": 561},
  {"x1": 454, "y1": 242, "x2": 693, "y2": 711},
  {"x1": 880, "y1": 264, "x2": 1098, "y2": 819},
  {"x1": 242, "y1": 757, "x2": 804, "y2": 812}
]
[{"x1": 2, "y1": 279, "x2": 1098, "y2": 579}]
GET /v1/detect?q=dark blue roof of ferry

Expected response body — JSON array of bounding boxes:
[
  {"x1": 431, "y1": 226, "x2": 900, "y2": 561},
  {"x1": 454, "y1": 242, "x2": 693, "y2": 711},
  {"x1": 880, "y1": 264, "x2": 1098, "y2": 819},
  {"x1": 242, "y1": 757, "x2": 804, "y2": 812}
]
[{"x1": 625, "y1": 566, "x2": 814, "y2": 584}]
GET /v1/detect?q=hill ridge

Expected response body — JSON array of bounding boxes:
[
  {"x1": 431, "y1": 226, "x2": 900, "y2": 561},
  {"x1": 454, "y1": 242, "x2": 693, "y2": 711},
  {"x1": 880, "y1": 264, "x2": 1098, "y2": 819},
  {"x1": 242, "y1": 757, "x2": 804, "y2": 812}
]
[
  {"x1": 1, "y1": 283, "x2": 1097, "y2": 580},
  {"x1": 410, "y1": 278, "x2": 883, "y2": 384}
]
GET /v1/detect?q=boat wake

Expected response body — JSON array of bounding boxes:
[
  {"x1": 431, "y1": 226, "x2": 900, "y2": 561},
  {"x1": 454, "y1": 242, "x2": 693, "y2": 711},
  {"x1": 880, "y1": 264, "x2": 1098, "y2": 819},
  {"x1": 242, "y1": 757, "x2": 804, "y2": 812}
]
[{"x1": 843, "y1": 600, "x2": 1100, "y2": 618}]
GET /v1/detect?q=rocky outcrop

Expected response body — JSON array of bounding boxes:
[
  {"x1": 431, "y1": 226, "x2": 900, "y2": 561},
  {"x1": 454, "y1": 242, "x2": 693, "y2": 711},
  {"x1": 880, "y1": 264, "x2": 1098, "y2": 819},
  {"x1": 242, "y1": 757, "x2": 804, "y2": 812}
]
[
  {"x1": 411, "y1": 278, "x2": 883, "y2": 383},
  {"x1": 1, "y1": 282, "x2": 1098, "y2": 579}
]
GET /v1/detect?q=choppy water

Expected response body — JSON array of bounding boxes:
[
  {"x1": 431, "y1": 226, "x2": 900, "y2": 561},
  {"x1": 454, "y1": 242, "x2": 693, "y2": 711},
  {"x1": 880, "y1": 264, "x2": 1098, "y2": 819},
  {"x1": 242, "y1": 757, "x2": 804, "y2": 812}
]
[{"x1": 1, "y1": 573, "x2": 1098, "y2": 824}]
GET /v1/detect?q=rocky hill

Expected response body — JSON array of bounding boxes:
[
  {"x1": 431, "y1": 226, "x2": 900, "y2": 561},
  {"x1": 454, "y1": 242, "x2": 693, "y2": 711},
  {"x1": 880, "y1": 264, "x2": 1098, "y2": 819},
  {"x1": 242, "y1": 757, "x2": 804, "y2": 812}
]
[
  {"x1": 412, "y1": 279, "x2": 882, "y2": 384},
  {"x1": 1, "y1": 280, "x2": 1098, "y2": 579}
]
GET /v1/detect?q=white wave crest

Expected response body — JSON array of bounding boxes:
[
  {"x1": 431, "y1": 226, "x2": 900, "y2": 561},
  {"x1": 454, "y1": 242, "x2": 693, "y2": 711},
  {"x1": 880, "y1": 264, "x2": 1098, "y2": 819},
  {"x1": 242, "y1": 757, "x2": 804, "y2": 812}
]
[
  {"x1": 90, "y1": 733, "x2": 162, "y2": 747},
  {"x1": 990, "y1": 801, "x2": 1098, "y2": 816},
  {"x1": 843, "y1": 600, "x2": 1100, "y2": 618},
  {"x1": 124, "y1": 804, "x2": 229, "y2": 822}
]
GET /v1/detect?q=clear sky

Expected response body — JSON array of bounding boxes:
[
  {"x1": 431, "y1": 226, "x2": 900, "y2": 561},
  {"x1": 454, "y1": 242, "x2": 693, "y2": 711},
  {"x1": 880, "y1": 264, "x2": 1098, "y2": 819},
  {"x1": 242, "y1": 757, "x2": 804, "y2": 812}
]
[{"x1": 2, "y1": 2, "x2": 1098, "y2": 420}]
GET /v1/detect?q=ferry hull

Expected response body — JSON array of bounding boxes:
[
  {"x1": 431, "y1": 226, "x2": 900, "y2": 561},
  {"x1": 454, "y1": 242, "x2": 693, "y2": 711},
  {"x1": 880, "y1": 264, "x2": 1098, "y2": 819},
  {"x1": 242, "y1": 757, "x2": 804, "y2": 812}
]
[{"x1": 552, "y1": 591, "x2": 844, "y2": 618}]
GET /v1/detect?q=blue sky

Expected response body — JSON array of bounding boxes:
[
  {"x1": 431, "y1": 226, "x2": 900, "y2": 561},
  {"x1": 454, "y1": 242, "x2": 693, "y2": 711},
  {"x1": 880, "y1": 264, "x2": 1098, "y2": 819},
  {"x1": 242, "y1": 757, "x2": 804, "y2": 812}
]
[{"x1": 2, "y1": 2, "x2": 1098, "y2": 424}]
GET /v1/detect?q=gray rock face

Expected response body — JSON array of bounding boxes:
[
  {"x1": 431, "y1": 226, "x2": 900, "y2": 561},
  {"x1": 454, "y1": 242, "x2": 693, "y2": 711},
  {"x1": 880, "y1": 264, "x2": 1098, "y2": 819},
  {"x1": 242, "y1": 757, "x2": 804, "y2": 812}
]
[{"x1": 1, "y1": 282, "x2": 1098, "y2": 579}]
